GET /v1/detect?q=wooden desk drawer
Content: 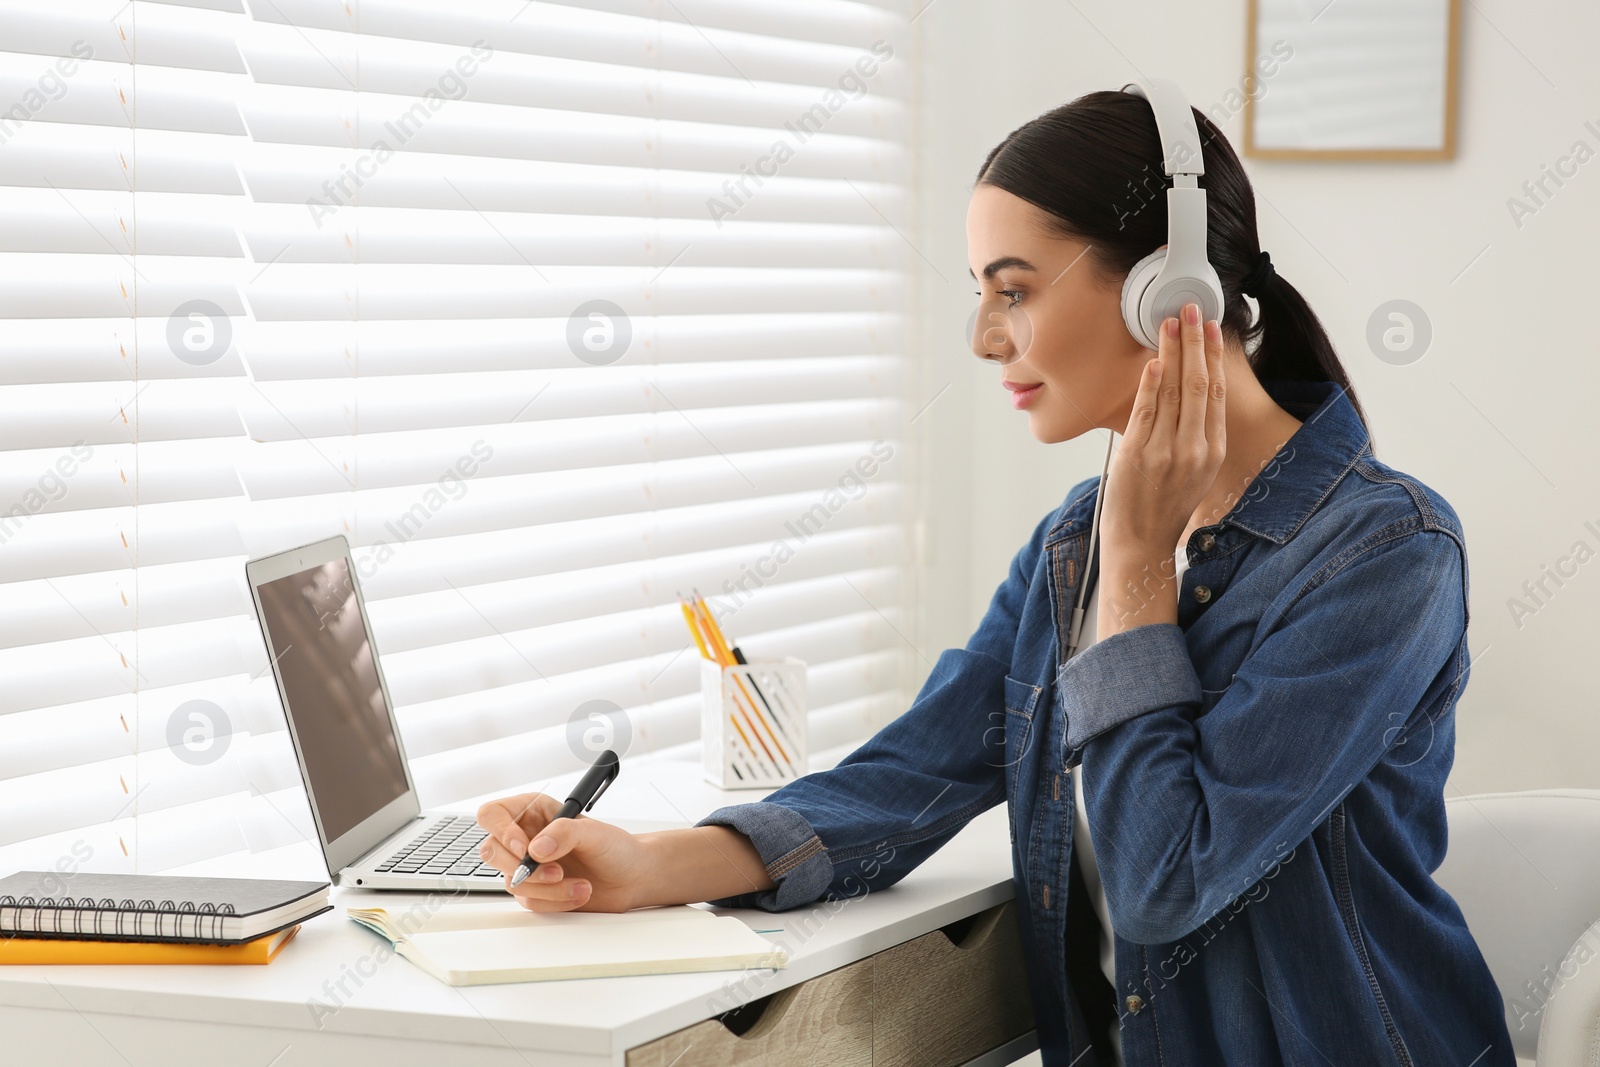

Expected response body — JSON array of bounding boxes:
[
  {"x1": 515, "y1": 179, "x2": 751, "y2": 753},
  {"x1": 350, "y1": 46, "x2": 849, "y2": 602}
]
[
  {"x1": 872, "y1": 899, "x2": 1034, "y2": 1067},
  {"x1": 627, "y1": 900, "x2": 1032, "y2": 1067},
  {"x1": 626, "y1": 954, "x2": 874, "y2": 1067}
]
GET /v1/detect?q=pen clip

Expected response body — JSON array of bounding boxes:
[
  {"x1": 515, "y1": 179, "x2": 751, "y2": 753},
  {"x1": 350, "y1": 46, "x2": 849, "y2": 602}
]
[{"x1": 583, "y1": 772, "x2": 614, "y2": 812}]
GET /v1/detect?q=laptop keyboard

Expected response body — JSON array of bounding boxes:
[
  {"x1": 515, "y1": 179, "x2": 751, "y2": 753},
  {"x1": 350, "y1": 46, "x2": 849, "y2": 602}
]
[{"x1": 373, "y1": 815, "x2": 503, "y2": 878}]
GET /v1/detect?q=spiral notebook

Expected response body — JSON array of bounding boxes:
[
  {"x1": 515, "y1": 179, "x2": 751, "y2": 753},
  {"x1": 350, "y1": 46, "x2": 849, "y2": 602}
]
[{"x1": 0, "y1": 872, "x2": 332, "y2": 945}]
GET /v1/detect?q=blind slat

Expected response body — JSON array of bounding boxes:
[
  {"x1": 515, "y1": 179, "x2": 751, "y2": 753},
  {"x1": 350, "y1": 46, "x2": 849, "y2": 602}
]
[{"x1": 0, "y1": 0, "x2": 913, "y2": 875}]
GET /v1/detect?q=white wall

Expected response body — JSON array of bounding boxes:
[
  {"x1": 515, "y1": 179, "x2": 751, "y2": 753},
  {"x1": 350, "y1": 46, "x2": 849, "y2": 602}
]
[{"x1": 905, "y1": 1, "x2": 1600, "y2": 794}]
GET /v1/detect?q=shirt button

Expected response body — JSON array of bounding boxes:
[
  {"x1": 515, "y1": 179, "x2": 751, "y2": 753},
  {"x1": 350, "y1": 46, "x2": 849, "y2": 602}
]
[
  {"x1": 1125, "y1": 994, "x2": 1144, "y2": 1014},
  {"x1": 1193, "y1": 585, "x2": 1212, "y2": 603},
  {"x1": 1197, "y1": 533, "x2": 1215, "y2": 551}
]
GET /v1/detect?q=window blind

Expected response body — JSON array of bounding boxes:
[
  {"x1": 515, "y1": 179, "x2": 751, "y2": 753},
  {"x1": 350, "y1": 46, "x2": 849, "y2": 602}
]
[{"x1": 0, "y1": 0, "x2": 914, "y2": 878}]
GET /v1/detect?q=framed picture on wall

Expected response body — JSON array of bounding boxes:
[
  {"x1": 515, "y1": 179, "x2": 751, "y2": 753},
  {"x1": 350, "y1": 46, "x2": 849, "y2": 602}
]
[{"x1": 1245, "y1": 0, "x2": 1462, "y2": 161}]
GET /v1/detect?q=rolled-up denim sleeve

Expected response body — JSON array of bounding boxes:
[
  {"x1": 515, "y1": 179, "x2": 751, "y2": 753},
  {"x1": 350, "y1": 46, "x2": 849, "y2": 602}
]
[
  {"x1": 1058, "y1": 526, "x2": 1470, "y2": 945},
  {"x1": 1058, "y1": 622, "x2": 1201, "y2": 751},
  {"x1": 693, "y1": 501, "x2": 1070, "y2": 912},
  {"x1": 694, "y1": 796, "x2": 835, "y2": 911}
]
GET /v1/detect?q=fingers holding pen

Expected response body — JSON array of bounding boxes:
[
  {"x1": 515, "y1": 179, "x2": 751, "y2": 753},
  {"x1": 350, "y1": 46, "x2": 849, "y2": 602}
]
[
  {"x1": 478, "y1": 834, "x2": 592, "y2": 910},
  {"x1": 475, "y1": 795, "x2": 590, "y2": 905},
  {"x1": 476, "y1": 791, "x2": 557, "y2": 858}
]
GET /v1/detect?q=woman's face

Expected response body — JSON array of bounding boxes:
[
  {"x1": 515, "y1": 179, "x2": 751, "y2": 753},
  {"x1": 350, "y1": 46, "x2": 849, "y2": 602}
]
[{"x1": 965, "y1": 182, "x2": 1149, "y2": 443}]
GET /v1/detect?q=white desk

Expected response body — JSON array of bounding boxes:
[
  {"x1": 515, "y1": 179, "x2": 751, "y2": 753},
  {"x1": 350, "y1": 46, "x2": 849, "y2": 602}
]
[{"x1": 0, "y1": 756, "x2": 1036, "y2": 1067}]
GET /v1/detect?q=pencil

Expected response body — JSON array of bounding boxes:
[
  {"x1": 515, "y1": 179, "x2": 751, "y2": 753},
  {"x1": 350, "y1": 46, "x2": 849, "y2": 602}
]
[
  {"x1": 692, "y1": 589, "x2": 799, "y2": 763},
  {"x1": 728, "y1": 644, "x2": 798, "y2": 752},
  {"x1": 679, "y1": 593, "x2": 759, "y2": 779},
  {"x1": 678, "y1": 596, "x2": 712, "y2": 660},
  {"x1": 690, "y1": 592, "x2": 792, "y2": 769}
]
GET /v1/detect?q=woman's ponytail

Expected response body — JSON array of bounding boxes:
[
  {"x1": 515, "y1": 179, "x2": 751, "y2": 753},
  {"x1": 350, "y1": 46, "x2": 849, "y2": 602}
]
[{"x1": 1244, "y1": 264, "x2": 1370, "y2": 433}]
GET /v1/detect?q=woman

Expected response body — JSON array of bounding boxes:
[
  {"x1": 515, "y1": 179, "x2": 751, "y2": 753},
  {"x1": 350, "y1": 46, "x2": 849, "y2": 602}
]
[{"x1": 476, "y1": 89, "x2": 1515, "y2": 1066}]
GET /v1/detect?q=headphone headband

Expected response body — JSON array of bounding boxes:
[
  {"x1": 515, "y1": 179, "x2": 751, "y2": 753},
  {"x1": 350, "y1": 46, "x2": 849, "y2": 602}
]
[{"x1": 1121, "y1": 78, "x2": 1206, "y2": 180}]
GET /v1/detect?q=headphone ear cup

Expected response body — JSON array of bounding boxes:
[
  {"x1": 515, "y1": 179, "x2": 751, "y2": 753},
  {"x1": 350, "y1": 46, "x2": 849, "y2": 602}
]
[{"x1": 1120, "y1": 249, "x2": 1168, "y2": 350}]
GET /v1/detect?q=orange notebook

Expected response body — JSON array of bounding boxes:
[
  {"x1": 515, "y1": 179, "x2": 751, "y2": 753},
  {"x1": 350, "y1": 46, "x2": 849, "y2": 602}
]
[{"x1": 0, "y1": 924, "x2": 300, "y2": 965}]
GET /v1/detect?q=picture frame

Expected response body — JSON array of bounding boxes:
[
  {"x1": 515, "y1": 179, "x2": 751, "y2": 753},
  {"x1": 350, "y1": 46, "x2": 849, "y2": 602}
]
[{"x1": 1244, "y1": 0, "x2": 1462, "y2": 161}]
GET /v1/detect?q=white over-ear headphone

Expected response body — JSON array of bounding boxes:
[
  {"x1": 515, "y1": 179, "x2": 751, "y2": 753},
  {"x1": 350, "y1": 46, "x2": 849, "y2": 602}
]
[
  {"x1": 1065, "y1": 78, "x2": 1225, "y2": 657},
  {"x1": 1117, "y1": 78, "x2": 1224, "y2": 351}
]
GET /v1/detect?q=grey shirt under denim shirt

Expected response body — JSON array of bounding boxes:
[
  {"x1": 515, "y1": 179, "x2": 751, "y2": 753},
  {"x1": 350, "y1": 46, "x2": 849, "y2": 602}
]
[{"x1": 695, "y1": 379, "x2": 1515, "y2": 1067}]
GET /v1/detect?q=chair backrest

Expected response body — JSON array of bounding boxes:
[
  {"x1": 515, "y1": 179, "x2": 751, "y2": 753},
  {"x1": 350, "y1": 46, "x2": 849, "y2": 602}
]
[
  {"x1": 1533, "y1": 916, "x2": 1600, "y2": 1066},
  {"x1": 1434, "y1": 790, "x2": 1600, "y2": 1062}
]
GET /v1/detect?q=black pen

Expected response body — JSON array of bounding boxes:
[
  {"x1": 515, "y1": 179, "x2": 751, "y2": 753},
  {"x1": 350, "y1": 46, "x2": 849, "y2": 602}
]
[{"x1": 509, "y1": 748, "x2": 621, "y2": 887}]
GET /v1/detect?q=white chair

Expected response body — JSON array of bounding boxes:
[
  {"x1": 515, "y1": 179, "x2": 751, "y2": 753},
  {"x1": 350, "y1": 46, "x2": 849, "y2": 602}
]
[{"x1": 1434, "y1": 790, "x2": 1600, "y2": 1066}]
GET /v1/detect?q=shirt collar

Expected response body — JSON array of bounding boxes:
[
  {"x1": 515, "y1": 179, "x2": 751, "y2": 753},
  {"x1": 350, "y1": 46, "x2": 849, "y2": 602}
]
[
  {"x1": 1046, "y1": 378, "x2": 1371, "y2": 548},
  {"x1": 1222, "y1": 379, "x2": 1371, "y2": 545}
]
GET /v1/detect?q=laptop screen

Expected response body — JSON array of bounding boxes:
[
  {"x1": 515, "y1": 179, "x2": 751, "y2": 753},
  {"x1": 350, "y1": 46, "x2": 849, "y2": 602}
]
[{"x1": 255, "y1": 555, "x2": 411, "y2": 843}]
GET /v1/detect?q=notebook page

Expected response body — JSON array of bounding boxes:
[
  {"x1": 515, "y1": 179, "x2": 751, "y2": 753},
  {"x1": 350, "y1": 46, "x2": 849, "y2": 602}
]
[
  {"x1": 406, "y1": 913, "x2": 785, "y2": 985},
  {"x1": 393, "y1": 901, "x2": 716, "y2": 935}
]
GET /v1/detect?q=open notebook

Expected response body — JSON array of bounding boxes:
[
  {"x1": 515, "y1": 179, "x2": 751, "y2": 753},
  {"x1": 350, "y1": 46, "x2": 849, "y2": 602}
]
[{"x1": 346, "y1": 900, "x2": 789, "y2": 987}]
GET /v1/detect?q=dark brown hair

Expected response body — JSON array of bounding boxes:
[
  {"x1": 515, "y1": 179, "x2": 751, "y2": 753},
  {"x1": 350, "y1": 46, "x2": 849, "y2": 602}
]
[{"x1": 974, "y1": 89, "x2": 1368, "y2": 432}]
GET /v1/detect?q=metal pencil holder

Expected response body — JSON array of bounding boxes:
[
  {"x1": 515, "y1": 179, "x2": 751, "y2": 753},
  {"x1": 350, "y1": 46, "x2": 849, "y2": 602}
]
[{"x1": 701, "y1": 656, "x2": 807, "y2": 789}]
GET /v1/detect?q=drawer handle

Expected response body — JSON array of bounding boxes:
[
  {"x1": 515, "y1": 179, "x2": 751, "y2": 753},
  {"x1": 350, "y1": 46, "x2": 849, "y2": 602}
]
[
  {"x1": 937, "y1": 902, "x2": 1010, "y2": 950},
  {"x1": 714, "y1": 985, "x2": 800, "y2": 1040}
]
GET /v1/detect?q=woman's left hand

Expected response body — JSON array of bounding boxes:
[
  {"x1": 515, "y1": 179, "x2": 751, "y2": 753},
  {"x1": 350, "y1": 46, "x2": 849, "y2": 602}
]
[{"x1": 1096, "y1": 302, "x2": 1227, "y2": 634}]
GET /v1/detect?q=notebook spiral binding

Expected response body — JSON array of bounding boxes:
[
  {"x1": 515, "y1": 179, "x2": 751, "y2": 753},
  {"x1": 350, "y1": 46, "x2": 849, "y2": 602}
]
[{"x1": 0, "y1": 895, "x2": 239, "y2": 940}]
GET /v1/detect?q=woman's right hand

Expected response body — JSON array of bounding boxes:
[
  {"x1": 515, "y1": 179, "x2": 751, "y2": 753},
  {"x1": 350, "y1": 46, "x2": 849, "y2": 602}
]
[{"x1": 476, "y1": 792, "x2": 652, "y2": 913}]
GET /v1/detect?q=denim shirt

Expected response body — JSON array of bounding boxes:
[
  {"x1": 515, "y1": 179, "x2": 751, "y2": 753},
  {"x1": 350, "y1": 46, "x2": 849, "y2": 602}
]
[{"x1": 696, "y1": 380, "x2": 1515, "y2": 1067}]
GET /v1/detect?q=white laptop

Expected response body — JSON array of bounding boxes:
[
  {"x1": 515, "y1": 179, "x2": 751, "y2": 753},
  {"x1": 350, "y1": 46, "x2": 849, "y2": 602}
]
[{"x1": 245, "y1": 535, "x2": 504, "y2": 892}]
